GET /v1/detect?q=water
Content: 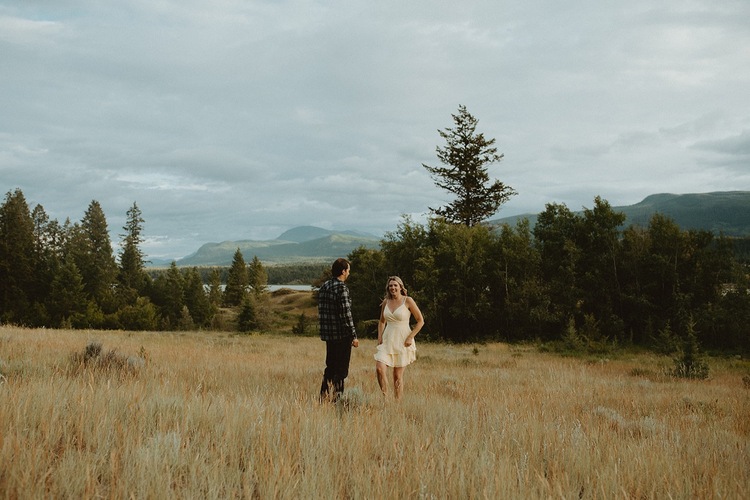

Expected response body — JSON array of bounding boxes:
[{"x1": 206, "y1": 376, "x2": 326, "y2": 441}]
[
  {"x1": 267, "y1": 284, "x2": 313, "y2": 292},
  {"x1": 204, "y1": 284, "x2": 313, "y2": 292}
]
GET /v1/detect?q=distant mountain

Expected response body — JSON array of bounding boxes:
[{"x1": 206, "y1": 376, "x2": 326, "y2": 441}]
[
  {"x1": 162, "y1": 192, "x2": 749, "y2": 267},
  {"x1": 175, "y1": 227, "x2": 380, "y2": 267},
  {"x1": 277, "y1": 226, "x2": 333, "y2": 243},
  {"x1": 276, "y1": 225, "x2": 377, "y2": 243},
  {"x1": 488, "y1": 191, "x2": 750, "y2": 237}
]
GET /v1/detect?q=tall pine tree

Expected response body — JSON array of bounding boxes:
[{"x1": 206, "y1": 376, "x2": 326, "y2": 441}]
[
  {"x1": 0, "y1": 189, "x2": 35, "y2": 322},
  {"x1": 68, "y1": 200, "x2": 118, "y2": 312},
  {"x1": 223, "y1": 248, "x2": 248, "y2": 306},
  {"x1": 183, "y1": 266, "x2": 212, "y2": 327},
  {"x1": 151, "y1": 261, "x2": 185, "y2": 328},
  {"x1": 423, "y1": 105, "x2": 516, "y2": 226},
  {"x1": 248, "y1": 255, "x2": 268, "y2": 299},
  {"x1": 118, "y1": 202, "x2": 149, "y2": 301}
]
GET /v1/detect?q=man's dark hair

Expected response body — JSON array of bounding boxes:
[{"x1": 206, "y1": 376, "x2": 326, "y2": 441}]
[{"x1": 331, "y1": 258, "x2": 350, "y2": 278}]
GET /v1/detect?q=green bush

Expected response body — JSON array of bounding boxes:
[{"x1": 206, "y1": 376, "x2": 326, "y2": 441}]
[{"x1": 672, "y1": 320, "x2": 709, "y2": 379}]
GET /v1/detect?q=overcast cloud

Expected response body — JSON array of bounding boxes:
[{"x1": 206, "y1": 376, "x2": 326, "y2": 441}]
[{"x1": 1, "y1": 0, "x2": 748, "y2": 260}]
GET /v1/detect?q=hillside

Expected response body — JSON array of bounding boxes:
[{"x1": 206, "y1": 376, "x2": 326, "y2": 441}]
[
  {"x1": 489, "y1": 191, "x2": 750, "y2": 236},
  {"x1": 167, "y1": 192, "x2": 749, "y2": 267},
  {"x1": 176, "y1": 227, "x2": 380, "y2": 267}
]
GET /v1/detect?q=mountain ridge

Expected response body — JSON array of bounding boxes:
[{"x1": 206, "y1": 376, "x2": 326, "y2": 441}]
[
  {"x1": 172, "y1": 227, "x2": 380, "y2": 267},
  {"x1": 488, "y1": 191, "x2": 750, "y2": 236},
  {"x1": 151, "y1": 191, "x2": 749, "y2": 267}
]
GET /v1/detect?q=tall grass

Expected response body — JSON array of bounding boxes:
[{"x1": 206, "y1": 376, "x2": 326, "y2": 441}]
[{"x1": 0, "y1": 326, "x2": 748, "y2": 499}]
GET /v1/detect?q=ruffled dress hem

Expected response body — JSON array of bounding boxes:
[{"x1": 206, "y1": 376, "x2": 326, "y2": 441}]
[{"x1": 374, "y1": 347, "x2": 416, "y2": 368}]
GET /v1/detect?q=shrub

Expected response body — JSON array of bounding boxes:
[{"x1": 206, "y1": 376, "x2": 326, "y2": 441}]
[
  {"x1": 562, "y1": 317, "x2": 585, "y2": 351},
  {"x1": 69, "y1": 341, "x2": 144, "y2": 377},
  {"x1": 117, "y1": 297, "x2": 160, "y2": 331},
  {"x1": 672, "y1": 320, "x2": 709, "y2": 379},
  {"x1": 237, "y1": 297, "x2": 258, "y2": 332},
  {"x1": 292, "y1": 312, "x2": 310, "y2": 335},
  {"x1": 652, "y1": 321, "x2": 679, "y2": 356}
]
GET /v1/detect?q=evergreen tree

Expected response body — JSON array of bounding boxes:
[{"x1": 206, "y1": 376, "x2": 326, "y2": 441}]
[
  {"x1": 150, "y1": 261, "x2": 185, "y2": 329},
  {"x1": 116, "y1": 296, "x2": 159, "y2": 331},
  {"x1": 577, "y1": 197, "x2": 627, "y2": 340},
  {"x1": 69, "y1": 200, "x2": 118, "y2": 312},
  {"x1": 641, "y1": 214, "x2": 685, "y2": 332},
  {"x1": 423, "y1": 105, "x2": 516, "y2": 226},
  {"x1": 224, "y1": 248, "x2": 248, "y2": 306},
  {"x1": 491, "y1": 219, "x2": 551, "y2": 340},
  {"x1": 183, "y1": 266, "x2": 212, "y2": 327},
  {"x1": 0, "y1": 189, "x2": 35, "y2": 322},
  {"x1": 48, "y1": 258, "x2": 88, "y2": 327},
  {"x1": 422, "y1": 219, "x2": 496, "y2": 341},
  {"x1": 207, "y1": 268, "x2": 223, "y2": 309},
  {"x1": 347, "y1": 246, "x2": 388, "y2": 334},
  {"x1": 248, "y1": 255, "x2": 268, "y2": 299},
  {"x1": 237, "y1": 295, "x2": 258, "y2": 332},
  {"x1": 30, "y1": 205, "x2": 69, "y2": 309},
  {"x1": 30, "y1": 205, "x2": 56, "y2": 304},
  {"x1": 672, "y1": 318, "x2": 709, "y2": 379},
  {"x1": 619, "y1": 224, "x2": 654, "y2": 344},
  {"x1": 533, "y1": 202, "x2": 582, "y2": 335},
  {"x1": 118, "y1": 202, "x2": 149, "y2": 301}
]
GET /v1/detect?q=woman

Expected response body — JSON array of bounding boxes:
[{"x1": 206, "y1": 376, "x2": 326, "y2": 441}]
[{"x1": 374, "y1": 276, "x2": 424, "y2": 400}]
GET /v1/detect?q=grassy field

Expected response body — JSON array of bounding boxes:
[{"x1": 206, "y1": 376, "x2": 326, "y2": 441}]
[{"x1": 1, "y1": 298, "x2": 748, "y2": 498}]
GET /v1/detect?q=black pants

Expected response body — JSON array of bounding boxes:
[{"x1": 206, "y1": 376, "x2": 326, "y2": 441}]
[{"x1": 320, "y1": 339, "x2": 352, "y2": 401}]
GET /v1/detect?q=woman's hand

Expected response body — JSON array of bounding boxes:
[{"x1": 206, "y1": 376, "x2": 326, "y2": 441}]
[{"x1": 404, "y1": 337, "x2": 413, "y2": 347}]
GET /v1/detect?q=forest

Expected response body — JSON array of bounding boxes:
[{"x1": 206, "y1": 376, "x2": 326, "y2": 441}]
[
  {"x1": 0, "y1": 187, "x2": 748, "y2": 354},
  {"x1": 345, "y1": 201, "x2": 750, "y2": 355}
]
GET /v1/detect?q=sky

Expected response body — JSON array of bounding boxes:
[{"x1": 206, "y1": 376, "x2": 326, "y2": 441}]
[{"x1": 1, "y1": 0, "x2": 749, "y2": 260}]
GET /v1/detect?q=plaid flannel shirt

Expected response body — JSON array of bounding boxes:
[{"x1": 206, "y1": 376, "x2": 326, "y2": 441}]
[{"x1": 317, "y1": 277, "x2": 357, "y2": 341}]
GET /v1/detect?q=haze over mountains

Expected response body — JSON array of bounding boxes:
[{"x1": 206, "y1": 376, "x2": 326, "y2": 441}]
[
  {"x1": 151, "y1": 192, "x2": 750, "y2": 267},
  {"x1": 171, "y1": 226, "x2": 380, "y2": 267}
]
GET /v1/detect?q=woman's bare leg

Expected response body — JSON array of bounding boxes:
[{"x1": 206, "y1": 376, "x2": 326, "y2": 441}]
[
  {"x1": 376, "y1": 361, "x2": 389, "y2": 396},
  {"x1": 393, "y1": 366, "x2": 405, "y2": 400}
]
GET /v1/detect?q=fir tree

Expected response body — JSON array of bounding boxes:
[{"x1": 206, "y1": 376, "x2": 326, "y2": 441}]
[
  {"x1": 423, "y1": 105, "x2": 516, "y2": 226},
  {"x1": 237, "y1": 295, "x2": 258, "y2": 332},
  {"x1": 69, "y1": 200, "x2": 117, "y2": 311},
  {"x1": 183, "y1": 267, "x2": 212, "y2": 327},
  {"x1": 48, "y1": 259, "x2": 88, "y2": 327},
  {"x1": 118, "y1": 202, "x2": 149, "y2": 300},
  {"x1": 0, "y1": 189, "x2": 35, "y2": 322},
  {"x1": 151, "y1": 261, "x2": 185, "y2": 328},
  {"x1": 673, "y1": 319, "x2": 709, "y2": 379},
  {"x1": 207, "y1": 268, "x2": 223, "y2": 309},
  {"x1": 224, "y1": 248, "x2": 248, "y2": 306},
  {"x1": 248, "y1": 255, "x2": 268, "y2": 299}
]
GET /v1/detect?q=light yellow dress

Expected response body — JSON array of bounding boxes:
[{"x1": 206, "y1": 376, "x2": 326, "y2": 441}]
[{"x1": 374, "y1": 298, "x2": 416, "y2": 367}]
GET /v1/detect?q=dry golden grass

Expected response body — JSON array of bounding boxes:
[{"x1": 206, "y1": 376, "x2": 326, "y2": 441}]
[{"x1": 0, "y1": 325, "x2": 748, "y2": 499}]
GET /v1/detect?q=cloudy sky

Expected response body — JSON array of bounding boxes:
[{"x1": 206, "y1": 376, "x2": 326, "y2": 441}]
[{"x1": 1, "y1": 1, "x2": 748, "y2": 260}]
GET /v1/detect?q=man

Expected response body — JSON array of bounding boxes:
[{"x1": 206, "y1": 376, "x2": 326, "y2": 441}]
[{"x1": 318, "y1": 257, "x2": 359, "y2": 402}]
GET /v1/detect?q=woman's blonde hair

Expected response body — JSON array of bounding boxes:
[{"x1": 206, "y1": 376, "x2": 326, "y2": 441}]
[{"x1": 384, "y1": 276, "x2": 407, "y2": 298}]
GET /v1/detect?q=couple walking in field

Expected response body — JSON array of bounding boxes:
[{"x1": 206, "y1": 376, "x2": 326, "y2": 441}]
[{"x1": 318, "y1": 258, "x2": 424, "y2": 402}]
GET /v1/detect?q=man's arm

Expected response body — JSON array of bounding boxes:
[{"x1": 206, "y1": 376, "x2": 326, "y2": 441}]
[{"x1": 338, "y1": 284, "x2": 358, "y2": 346}]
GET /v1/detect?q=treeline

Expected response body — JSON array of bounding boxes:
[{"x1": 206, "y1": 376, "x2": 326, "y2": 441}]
[
  {"x1": 0, "y1": 189, "x2": 269, "y2": 331},
  {"x1": 345, "y1": 197, "x2": 750, "y2": 353},
  {"x1": 147, "y1": 263, "x2": 325, "y2": 286},
  {"x1": 2, "y1": 187, "x2": 748, "y2": 352}
]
